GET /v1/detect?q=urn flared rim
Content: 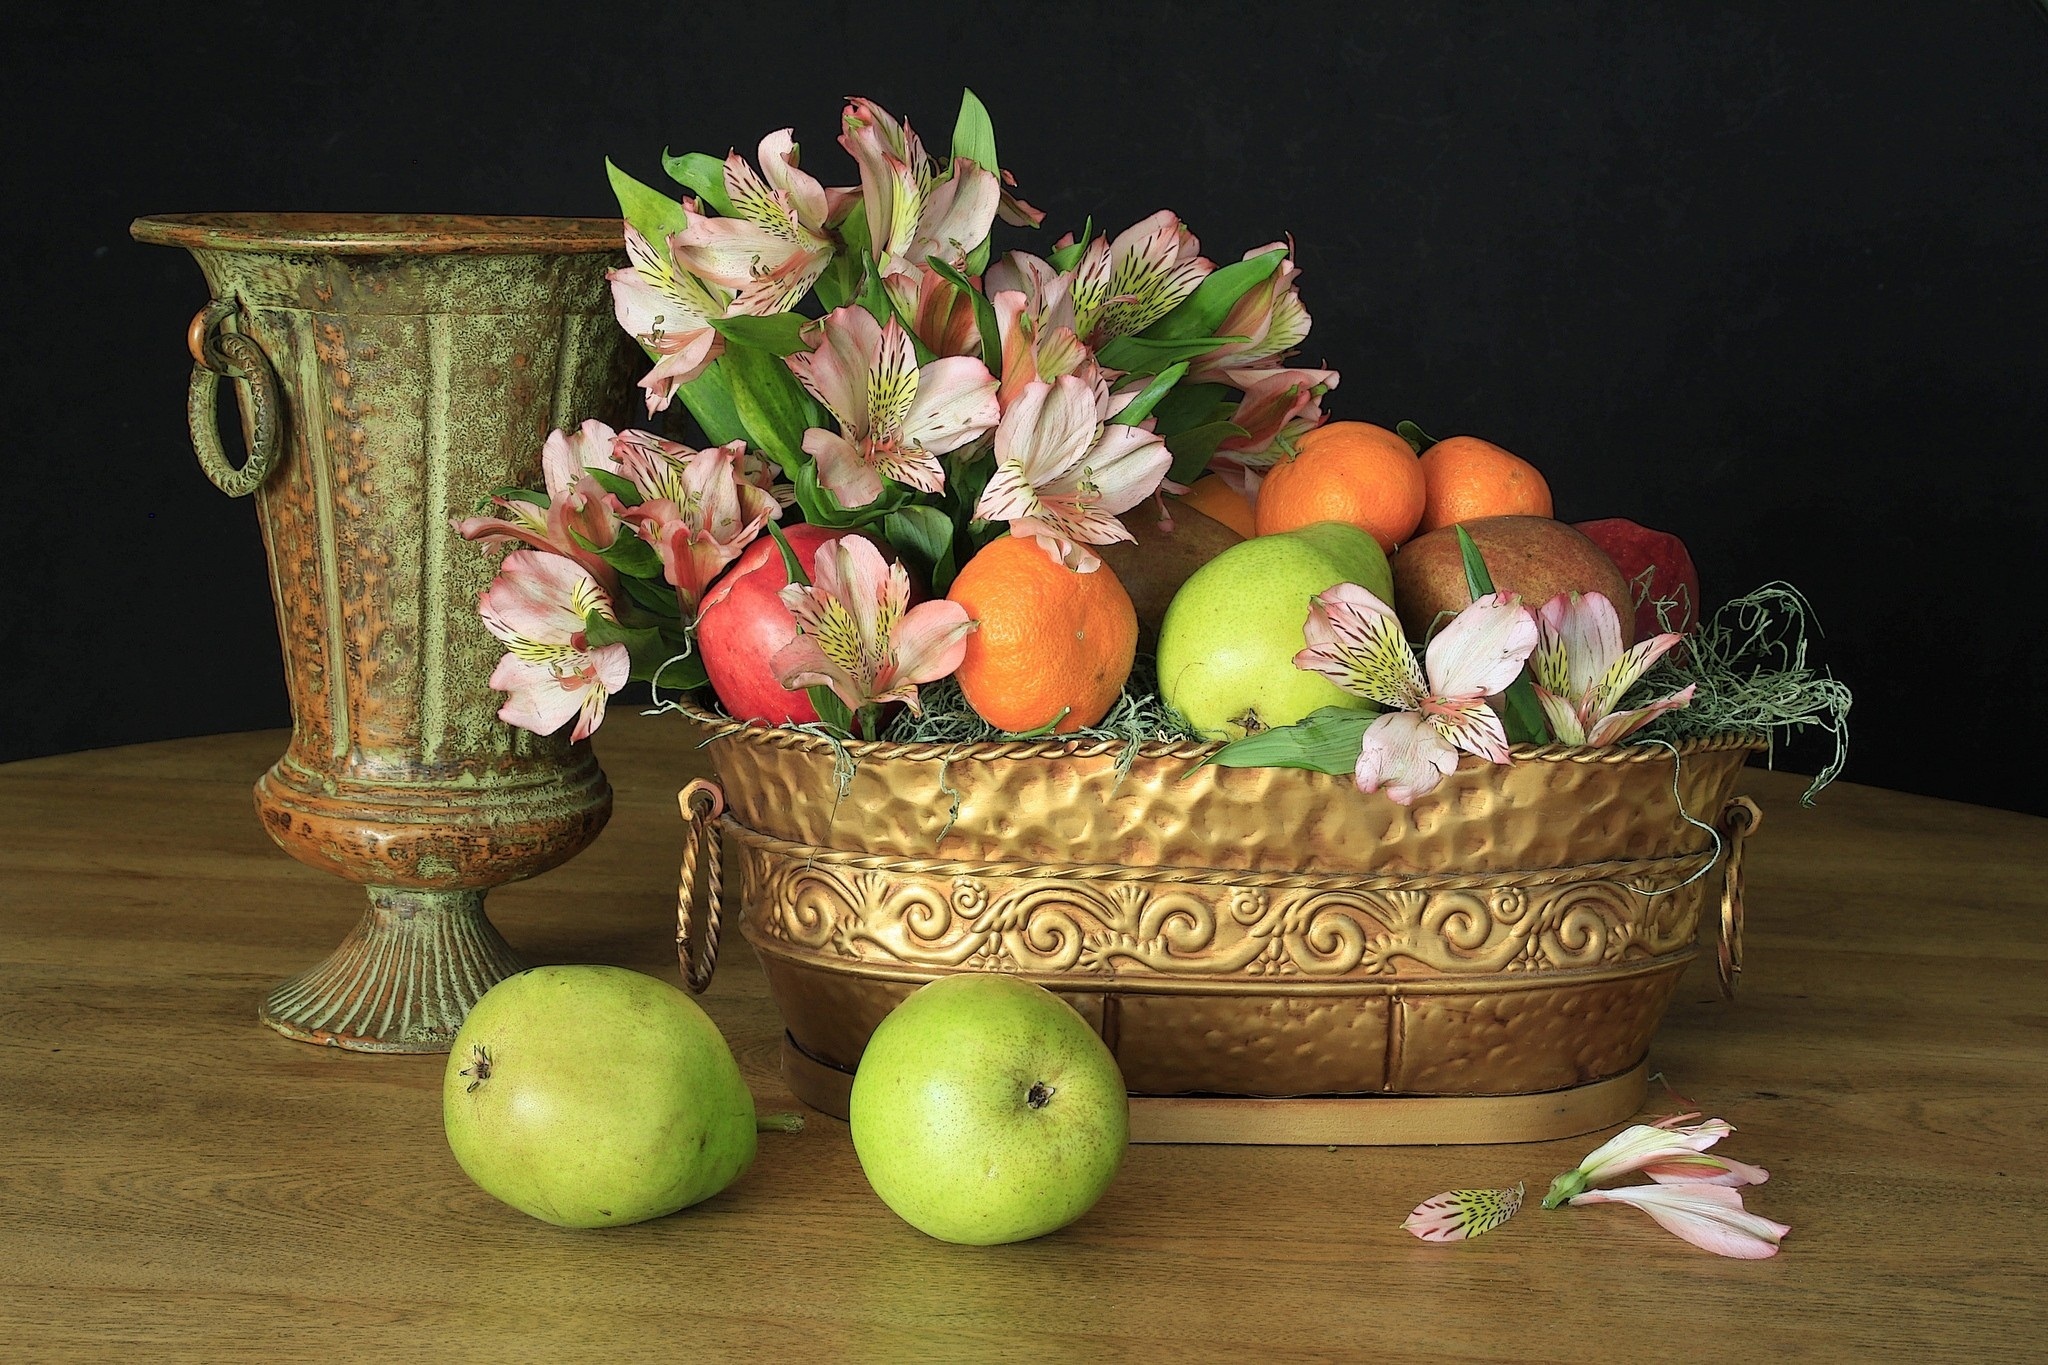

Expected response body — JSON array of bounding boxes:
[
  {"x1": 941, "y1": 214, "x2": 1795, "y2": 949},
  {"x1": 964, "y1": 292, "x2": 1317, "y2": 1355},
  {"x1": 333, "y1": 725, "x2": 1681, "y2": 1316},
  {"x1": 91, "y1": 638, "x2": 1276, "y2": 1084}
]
[{"x1": 129, "y1": 212, "x2": 625, "y2": 255}]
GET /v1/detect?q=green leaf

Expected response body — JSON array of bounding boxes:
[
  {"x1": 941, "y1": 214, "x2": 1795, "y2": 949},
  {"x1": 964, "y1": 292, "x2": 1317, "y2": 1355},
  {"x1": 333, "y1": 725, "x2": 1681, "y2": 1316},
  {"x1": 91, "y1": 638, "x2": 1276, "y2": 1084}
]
[
  {"x1": 815, "y1": 252, "x2": 861, "y2": 310},
  {"x1": 583, "y1": 469, "x2": 643, "y2": 507},
  {"x1": 1047, "y1": 218, "x2": 1091, "y2": 273},
  {"x1": 571, "y1": 525, "x2": 663, "y2": 579},
  {"x1": 764, "y1": 522, "x2": 810, "y2": 586},
  {"x1": 925, "y1": 258, "x2": 1002, "y2": 374},
  {"x1": 1108, "y1": 362, "x2": 1188, "y2": 427},
  {"x1": 1452, "y1": 526, "x2": 1550, "y2": 744},
  {"x1": 884, "y1": 505, "x2": 957, "y2": 593},
  {"x1": 1141, "y1": 248, "x2": 1284, "y2": 342},
  {"x1": 721, "y1": 342, "x2": 816, "y2": 477},
  {"x1": 1004, "y1": 708, "x2": 1072, "y2": 739},
  {"x1": 487, "y1": 486, "x2": 549, "y2": 509},
  {"x1": 1163, "y1": 421, "x2": 1247, "y2": 485},
  {"x1": 1397, "y1": 421, "x2": 1438, "y2": 455},
  {"x1": 607, "y1": 159, "x2": 693, "y2": 247},
  {"x1": 951, "y1": 89, "x2": 1001, "y2": 274},
  {"x1": 647, "y1": 649, "x2": 709, "y2": 694},
  {"x1": 711, "y1": 312, "x2": 812, "y2": 357},
  {"x1": 659, "y1": 149, "x2": 736, "y2": 218},
  {"x1": 582, "y1": 610, "x2": 683, "y2": 685},
  {"x1": 789, "y1": 462, "x2": 908, "y2": 529},
  {"x1": 1148, "y1": 381, "x2": 1233, "y2": 438},
  {"x1": 1095, "y1": 333, "x2": 1246, "y2": 375},
  {"x1": 951, "y1": 88, "x2": 1000, "y2": 174},
  {"x1": 676, "y1": 364, "x2": 746, "y2": 447},
  {"x1": 1208, "y1": 707, "x2": 1378, "y2": 774},
  {"x1": 620, "y1": 571, "x2": 682, "y2": 618},
  {"x1": 1454, "y1": 524, "x2": 1496, "y2": 598}
]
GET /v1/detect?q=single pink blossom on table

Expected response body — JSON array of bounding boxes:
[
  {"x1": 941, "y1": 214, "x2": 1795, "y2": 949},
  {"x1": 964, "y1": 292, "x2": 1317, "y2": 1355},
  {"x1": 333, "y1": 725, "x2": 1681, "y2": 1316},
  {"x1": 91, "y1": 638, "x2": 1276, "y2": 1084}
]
[
  {"x1": 615, "y1": 439, "x2": 780, "y2": 614},
  {"x1": 1186, "y1": 241, "x2": 1316, "y2": 384},
  {"x1": 784, "y1": 306, "x2": 1000, "y2": 508},
  {"x1": 478, "y1": 550, "x2": 630, "y2": 742},
  {"x1": 771, "y1": 534, "x2": 976, "y2": 721},
  {"x1": 1531, "y1": 591, "x2": 1697, "y2": 745},
  {"x1": 1069, "y1": 211, "x2": 1213, "y2": 346},
  {"x1": 671, "y1": 129, "x2": 849, "y2": 315},
  {"x1": 1542, "y1": 1113, "x2": 1770, "y2": 1208},
  {"x1": 1404, "y1": 1183, "x2": 1525, "y2": 1242},
  {"x1": 1293, "y1": 585, "x2": 1540, "y2": 804},
  {"x1": 1568, "y1": 1182, "x2": 1790, "y2": 1259},
  {"x1": 839, "y1": 98, "x2": 1000, "y2": 278},
  {"x1": 451, "y1": 420, "x2": 629, "y2": 590},
  {"x1": 973, "y1": 374, "x2": 1174, "y2": 571},
  {"x1": 607, "y1": 224, "x2": 729, "y2": 415}
]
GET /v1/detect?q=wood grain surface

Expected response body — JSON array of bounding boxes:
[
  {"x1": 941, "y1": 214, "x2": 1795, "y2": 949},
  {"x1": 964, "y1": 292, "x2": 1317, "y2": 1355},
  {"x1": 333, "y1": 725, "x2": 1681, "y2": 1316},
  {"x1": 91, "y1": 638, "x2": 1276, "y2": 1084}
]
[{"x1": 3, "y1": 709, "x2": 2043, "y2": 1361}]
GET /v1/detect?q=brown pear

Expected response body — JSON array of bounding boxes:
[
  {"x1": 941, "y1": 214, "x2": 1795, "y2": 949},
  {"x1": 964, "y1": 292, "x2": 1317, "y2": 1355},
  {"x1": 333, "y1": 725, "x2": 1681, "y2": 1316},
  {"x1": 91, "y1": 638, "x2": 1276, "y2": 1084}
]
[
  {"x1": 1094, "y1": 500, "x2": 1245, "y2": 652},
  {"x1": 1391, "y1": 516, "x2": 1634, "y2": 644}
]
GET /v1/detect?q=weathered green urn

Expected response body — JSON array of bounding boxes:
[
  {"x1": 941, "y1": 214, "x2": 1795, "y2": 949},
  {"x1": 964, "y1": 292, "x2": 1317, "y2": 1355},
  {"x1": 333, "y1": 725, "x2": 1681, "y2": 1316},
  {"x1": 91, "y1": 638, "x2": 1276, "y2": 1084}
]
[{"x1": 131, "y1": 213, "x2": 639, "y2": 1052}]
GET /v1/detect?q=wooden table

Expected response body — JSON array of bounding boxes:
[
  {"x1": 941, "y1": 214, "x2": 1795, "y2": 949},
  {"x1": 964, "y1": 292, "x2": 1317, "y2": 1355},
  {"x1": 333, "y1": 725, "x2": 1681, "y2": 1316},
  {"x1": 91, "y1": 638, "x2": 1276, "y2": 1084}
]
[{"x1": 3, "y1": 711, "x2": 2042, "y2": 1360}]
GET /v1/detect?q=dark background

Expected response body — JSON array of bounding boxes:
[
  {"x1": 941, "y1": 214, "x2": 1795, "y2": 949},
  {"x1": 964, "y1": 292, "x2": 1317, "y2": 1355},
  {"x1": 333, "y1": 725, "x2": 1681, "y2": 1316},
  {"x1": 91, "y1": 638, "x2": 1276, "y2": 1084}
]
[{"x1": 7, "y1": 2, "x2": 2046, "y2": 812}]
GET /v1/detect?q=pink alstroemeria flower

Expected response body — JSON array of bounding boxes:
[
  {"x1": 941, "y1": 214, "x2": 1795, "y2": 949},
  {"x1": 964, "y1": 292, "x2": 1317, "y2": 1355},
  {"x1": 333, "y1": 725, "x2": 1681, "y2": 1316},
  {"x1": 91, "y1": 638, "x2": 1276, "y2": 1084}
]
[
  {"x1": 1294, "y1": 585, "x2": 1540, "y2": 804},
  {"x1": 672, "y1": 130, "x2": 850, "y2": 315},
  {"x1": 784, "y1": 306, "x2": 1000, "y2": 508},
  {"x1": 974, "y1": 374, "x2": 1174, "y2": 571},
  {"x1": 1542, "y1": 1114, "x2": 1770, "y2": 1208},
  {"x1": 840, "y1": 98, "x2": 1000, "y2": 278},
  {"x1": 985, "y1": 251, "x2": 1099, "y2": 408},
  {"x1": 1568, "y1": 1183, "x2": 1790, "y2": 1260},
  {"x1": 1212, "y1": 365, "x2": 1340, "y2": 468},
  {"x1": 772, "y1": 534, "x2": 977, "y2": 725},
  {"x1": 452, "y1": 420, "x2": 628, "y2": 590},
  {"x1": 1186, "y1": 241, "x2": 1315, "y2": 384},
  {"x1": 607, "y1": 224, "x2": 729, "y2": 415},
  {"x1": 1531, "y1": 591, "x2": 1698, "y2": 746},
  {"x1": 478, "y1": 550, "x2": 630, "y2": 742},
  {"x1": 883, "y1": 263, "x2": 984, "y2": 359},
  {"x1": 1069, "y1": 211, "x2": 1213, "y2": 346},
  {"x1": 615, "y1": 438, "x2": 780, "y2": 614}
]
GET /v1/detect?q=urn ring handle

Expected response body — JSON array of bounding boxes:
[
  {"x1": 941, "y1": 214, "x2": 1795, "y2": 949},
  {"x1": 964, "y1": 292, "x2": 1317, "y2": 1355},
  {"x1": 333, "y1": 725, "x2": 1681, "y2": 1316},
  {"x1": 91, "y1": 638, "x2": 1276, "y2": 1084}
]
[
  {"x1": 185, "y1": 298, "x2": 283, "y2": 497},
  {"x1": 1716, "y1": 796, "x2": 1763, "y2": 999},
  {"x1": 676, "y1": 779, "x2": 729, "y2": 994}
]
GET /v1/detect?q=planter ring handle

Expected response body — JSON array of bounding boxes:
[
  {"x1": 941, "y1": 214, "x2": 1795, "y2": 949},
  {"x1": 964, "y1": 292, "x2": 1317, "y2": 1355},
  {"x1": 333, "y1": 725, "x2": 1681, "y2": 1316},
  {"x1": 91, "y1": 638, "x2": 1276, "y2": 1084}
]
[
  {"x1": 676, "y1": 779, "x2": 728, "y2": 994},
  {"x1": 1716, "y1": 796, "x2": 1763, "y2": 999},
  {"x1": 185, "y1": 298, "x2": 283, "y2": 497}
]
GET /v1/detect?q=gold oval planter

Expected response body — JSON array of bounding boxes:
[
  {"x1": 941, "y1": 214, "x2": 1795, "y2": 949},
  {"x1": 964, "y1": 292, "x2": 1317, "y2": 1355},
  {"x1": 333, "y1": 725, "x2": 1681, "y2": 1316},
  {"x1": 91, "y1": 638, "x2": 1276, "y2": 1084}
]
[{"x1": 676, "y1": 701, "x2": 1761, "y2": 1143}]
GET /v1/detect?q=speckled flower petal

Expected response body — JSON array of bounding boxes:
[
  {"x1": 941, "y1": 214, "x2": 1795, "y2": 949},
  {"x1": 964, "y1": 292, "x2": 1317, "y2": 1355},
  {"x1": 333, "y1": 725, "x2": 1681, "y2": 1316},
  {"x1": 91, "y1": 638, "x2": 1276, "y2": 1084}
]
[{"x1": 1404, "y1": 1183, "x2": 1525, "y2": 1242}]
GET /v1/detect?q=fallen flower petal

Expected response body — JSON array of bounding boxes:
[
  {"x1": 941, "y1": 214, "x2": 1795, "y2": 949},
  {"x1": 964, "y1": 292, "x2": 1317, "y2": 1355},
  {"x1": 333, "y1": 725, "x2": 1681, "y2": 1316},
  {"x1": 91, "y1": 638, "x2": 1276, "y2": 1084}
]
[
  {"x1": 1568, "y1": 1182, "x2": 1789, "y2": 1259},
  {"x1": 1542, "y1": 1114, "x2": 1760, "y2": 1207},
  {"x1": 1404, "y1": 1183, "x2": 1525, "y2": 1242}
]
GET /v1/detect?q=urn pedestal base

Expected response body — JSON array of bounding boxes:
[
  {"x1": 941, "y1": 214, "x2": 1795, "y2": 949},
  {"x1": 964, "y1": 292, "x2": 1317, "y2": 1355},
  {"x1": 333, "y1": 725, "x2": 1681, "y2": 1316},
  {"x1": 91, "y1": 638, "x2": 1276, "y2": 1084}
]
[{"x1": 260, "y1": 888, "x2": 527, "y2": 1053}]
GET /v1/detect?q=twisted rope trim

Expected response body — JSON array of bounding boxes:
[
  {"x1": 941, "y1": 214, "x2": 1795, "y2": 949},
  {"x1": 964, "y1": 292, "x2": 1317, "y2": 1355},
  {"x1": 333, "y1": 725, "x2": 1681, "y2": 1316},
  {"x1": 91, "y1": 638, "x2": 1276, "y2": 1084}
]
[
  {"x1": 673, "y1": 699, "x2": 1764, "y2": 768},
  {"x1": 722, "y1": 817, "x2": 1719, "y2": 894}
]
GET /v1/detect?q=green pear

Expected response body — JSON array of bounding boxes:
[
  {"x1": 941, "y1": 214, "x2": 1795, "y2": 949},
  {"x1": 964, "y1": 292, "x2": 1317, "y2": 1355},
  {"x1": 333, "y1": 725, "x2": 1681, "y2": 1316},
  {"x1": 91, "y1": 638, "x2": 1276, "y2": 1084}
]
[
  {"x1": 442, "y1": 965, "x2": 758, "y2": 1228},
  {"x1": 1157, "y1": 521, "x2": 1396, "y2": 739}
]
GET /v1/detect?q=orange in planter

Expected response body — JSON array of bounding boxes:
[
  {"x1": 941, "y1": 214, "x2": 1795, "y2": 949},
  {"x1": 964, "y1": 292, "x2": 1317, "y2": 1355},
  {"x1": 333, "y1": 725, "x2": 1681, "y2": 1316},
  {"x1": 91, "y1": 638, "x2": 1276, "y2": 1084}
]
[
  {"x1": 1253, "y1": 421, "x2": 1427, "y2": 550},
  {"x1": 1417, "y1": 434, "x2": 1553, "y2": 532},
  {"x1": 947, "y1": 534, "x2": 1138, "y2": 733}
]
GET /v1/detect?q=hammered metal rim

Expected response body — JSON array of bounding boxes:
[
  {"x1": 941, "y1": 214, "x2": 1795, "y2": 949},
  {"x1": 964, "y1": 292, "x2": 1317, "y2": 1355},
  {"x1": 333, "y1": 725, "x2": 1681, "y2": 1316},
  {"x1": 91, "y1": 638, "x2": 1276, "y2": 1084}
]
[{"x1": 674, "y1": 698, "x2": 1765, "y2": 766}]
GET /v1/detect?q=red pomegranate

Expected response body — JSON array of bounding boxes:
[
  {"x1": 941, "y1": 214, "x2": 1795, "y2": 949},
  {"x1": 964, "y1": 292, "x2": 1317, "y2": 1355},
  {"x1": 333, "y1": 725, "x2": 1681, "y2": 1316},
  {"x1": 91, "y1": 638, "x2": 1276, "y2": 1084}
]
[{"x1": 1572, "y1": 518, "x2": 1701, "y2": 639}]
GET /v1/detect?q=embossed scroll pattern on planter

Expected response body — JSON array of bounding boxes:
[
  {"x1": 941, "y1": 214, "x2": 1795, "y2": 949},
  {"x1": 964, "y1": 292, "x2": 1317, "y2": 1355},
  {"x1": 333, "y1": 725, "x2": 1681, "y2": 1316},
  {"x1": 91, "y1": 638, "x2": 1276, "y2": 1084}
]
[{"x1": 731, "y1": 827, "x2": 1712, "y2": 982}]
